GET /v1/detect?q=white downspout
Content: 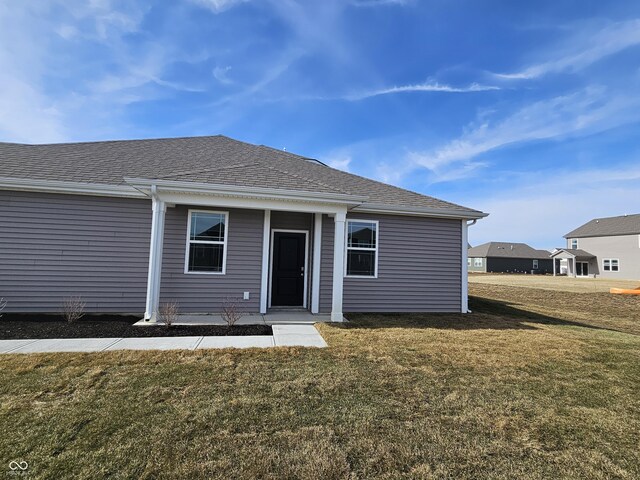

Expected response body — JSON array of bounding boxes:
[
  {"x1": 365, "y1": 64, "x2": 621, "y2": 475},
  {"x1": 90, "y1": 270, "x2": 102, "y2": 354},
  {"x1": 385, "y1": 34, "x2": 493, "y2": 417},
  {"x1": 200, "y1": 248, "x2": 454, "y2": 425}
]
[{"x1": 462, "y1": 219, "x2": 477, "y2": 313}]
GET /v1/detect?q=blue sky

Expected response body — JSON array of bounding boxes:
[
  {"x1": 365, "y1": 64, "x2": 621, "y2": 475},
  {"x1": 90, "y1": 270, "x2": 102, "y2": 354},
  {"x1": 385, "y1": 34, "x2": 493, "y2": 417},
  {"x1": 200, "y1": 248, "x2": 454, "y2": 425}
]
[{"x1": 1, "y1": 1, "x2": 639, "y2": 249}]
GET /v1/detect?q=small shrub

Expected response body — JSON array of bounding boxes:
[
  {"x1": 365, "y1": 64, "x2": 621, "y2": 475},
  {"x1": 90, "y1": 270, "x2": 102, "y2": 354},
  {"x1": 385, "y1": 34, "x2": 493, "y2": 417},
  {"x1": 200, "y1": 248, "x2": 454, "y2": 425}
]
[
  {"x1": 158, "y1": 301, "x2": 180, "y2": 328},
  {"x1": 62, "y1": 296, "x2": 86, "y2": 323},
  {"x1": 221, "y1": 296, "x2": 242, "y2": 329},
  {"x1": 0, "y1": 297, "x2": 6, "y2": 318}
]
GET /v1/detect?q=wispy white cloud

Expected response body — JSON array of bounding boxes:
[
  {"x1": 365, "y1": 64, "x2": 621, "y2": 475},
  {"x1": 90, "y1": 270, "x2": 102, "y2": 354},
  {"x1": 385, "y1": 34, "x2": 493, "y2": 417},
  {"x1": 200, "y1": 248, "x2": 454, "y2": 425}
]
[
  {"x1": 325, "y1": 155, "x2": 352, "y2": 172},
  {"x1": 351, "y1": 0, "x2": 411, "y2": 7},
  {"x1": 466, "y1": 166, "x2": 640, "y2": 250},
  {"x1": 494, "y1": 19, "x2": 640, "y2": 79},
  {"x1": 188, "y1": 0, "x2": 249, "y2": 14},
  {"x1": 344, "y1": 81, "x2": 500, "y2": 101},
  {"x1": 406, "y1": 86, "x2": 640, "y2": 183},
  {"x1": 213, "y1": 65, "x2": 233, "y2": 84}
]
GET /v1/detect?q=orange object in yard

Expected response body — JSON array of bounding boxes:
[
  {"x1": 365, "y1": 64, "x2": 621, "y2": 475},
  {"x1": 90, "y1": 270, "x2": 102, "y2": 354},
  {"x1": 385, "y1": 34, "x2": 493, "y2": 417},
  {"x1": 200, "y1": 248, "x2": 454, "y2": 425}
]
[{"x1": 610, "y1": 286, "x2": 640, "y2": 295}]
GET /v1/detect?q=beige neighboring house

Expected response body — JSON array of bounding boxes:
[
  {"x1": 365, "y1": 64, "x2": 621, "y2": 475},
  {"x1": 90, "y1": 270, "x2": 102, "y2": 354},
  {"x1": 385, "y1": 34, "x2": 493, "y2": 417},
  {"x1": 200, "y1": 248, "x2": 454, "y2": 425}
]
[{"x1": 552, "y1": 213, "x2": 640, "y2": 280}]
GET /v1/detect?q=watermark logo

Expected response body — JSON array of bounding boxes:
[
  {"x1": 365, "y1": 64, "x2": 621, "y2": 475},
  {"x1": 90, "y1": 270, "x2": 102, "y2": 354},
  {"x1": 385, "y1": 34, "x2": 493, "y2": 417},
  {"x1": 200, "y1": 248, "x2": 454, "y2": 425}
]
[
  {"x1": 7, "y1": 461, "x2": 28, "y2": 477},
  {"x1": 8, "y1": 462, "x2": 27, "y2": 471}
]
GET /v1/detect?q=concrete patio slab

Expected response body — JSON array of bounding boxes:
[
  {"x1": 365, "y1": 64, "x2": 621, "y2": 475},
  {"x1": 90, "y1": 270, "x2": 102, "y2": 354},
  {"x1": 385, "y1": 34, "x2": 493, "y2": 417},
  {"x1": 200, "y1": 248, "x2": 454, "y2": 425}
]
[
  {"x1": 173, "y1": 314, "x2": 266, "y2": 326},
  {"x1": 271, "y1": 324, "x2": 319, "y2": 335},
  {"x1": 273, "y1": 334, "x2": 328, "y2": 348},
  {"x1": 0, "y1": 339, "x2": 40, "y2": 353},
  {"x1": 10, "y1": 338, "x2": 121, "y2": 354},
  {"x1": 264, "y1": 313, "x2": 331, "y2": 324},
  {"x1": 104, "y1": 336, "x2": 202, "y2": 351},
  {"x1": 196, "y1": 336, "x2": 274, "y2": 349}
]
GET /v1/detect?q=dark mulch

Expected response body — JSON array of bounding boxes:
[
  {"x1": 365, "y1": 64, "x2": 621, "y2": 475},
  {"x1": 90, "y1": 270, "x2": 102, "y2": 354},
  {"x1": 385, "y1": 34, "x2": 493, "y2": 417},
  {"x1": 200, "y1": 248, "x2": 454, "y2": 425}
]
[{"x1": 0, "y1": 314, "x2": 272, "y2": 339}]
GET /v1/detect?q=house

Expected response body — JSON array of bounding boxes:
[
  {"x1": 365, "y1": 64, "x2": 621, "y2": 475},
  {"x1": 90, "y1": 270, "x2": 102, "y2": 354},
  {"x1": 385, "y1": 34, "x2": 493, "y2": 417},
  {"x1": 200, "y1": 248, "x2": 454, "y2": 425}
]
[
  {"x1": 467, "y1": 242, "x2": 553, "y2": 274},
  {"x1": 0, "y1": 135, "x2": 487, "y2": 321},
  {"x1": 552, "y1": 213, "x2": 640, "y2": 279}
]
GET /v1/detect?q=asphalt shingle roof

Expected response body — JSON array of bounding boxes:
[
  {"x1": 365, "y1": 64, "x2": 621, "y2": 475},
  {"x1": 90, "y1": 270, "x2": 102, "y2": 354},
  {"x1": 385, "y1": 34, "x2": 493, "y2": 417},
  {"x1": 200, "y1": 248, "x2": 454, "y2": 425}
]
[
  {"x1": 468, "y1": 242, "x2": 551, "y2": 259},
  {"x1": 0, "y1": 135, "x2": 484, "y2": 216},
  {"x1": 564, "y1": 214, "x2": 640, "y2": 238}
]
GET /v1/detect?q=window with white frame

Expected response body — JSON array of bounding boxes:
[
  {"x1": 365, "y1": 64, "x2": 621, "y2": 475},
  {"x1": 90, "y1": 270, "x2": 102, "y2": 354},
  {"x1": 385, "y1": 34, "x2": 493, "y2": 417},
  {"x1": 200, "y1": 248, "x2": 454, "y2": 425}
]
[
  {"x1": 533, "y1": 259, "x2": 539, "y2": 269},
  {"x1": 570, "y1": 238, "x2": 578, "y2": 249},
  {"x1": 346, "y1": 220, "x2": 378, "y2": 277},
  {"x1": 185, "y1": 210, "x2": 228, "y2": 273},
  {"x1": 467, "y1": 258, "x2": 472, "y2": 266},
  {"x1": 474, "y1": 258, "x2": 483, "y2": 267},
  {"x1": 603, "y1": 259, "x2": 619, "y2": 272}
]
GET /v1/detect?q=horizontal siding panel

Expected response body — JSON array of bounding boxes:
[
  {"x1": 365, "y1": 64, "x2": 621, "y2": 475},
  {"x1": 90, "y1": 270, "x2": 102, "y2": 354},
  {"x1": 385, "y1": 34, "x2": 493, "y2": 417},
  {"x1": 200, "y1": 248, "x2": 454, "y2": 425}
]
[
  {"x1": 0, "y1": 190, "x2": 152, "y2": 313},
  {"x1": 159, "y1": 206, "x2": 264, "y2": 313},
  {"x1": 320, "y1": 212, "x2": 462, "y2": 313}
]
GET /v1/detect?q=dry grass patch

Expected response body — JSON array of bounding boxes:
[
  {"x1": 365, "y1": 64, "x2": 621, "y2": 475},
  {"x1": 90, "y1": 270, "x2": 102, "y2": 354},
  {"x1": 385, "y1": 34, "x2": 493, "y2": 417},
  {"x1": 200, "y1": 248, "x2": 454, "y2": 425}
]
[{"x1": 1, "y1": 284, "x2": 639, "y2": 479}]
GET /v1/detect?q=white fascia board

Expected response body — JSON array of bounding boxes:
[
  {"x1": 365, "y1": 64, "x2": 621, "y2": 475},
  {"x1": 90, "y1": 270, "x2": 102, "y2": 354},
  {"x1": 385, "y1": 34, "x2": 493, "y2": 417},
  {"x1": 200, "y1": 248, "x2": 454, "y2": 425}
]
[
  {"x1": 352, "y1": 203, "x2": 488, "y2": 220},
  {"x1": 0, "y1": 176, "x2": 146, "y2": 199},
  {"x1": 124, "y1": 177, "x2": 368, "y2": 206},
  {"x1": 156, "y1": 192, "x2": 349, "y2": 214}
]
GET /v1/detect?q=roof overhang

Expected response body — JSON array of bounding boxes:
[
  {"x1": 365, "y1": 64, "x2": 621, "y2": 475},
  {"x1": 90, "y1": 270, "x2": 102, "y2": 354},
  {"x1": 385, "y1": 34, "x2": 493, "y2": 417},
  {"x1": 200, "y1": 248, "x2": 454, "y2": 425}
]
[
  {"x1": 353, "y1": 202, "x2": 488, "y2": 220},
  {"x1": 551, "y1": 249, "x2": 596, "y2": 261},
  {"x1": 0, "y1": 176, "x2": 146, "y2": 198},
  {"x1": 125, "y1": 178, "x2": 368, "y2": 207}
]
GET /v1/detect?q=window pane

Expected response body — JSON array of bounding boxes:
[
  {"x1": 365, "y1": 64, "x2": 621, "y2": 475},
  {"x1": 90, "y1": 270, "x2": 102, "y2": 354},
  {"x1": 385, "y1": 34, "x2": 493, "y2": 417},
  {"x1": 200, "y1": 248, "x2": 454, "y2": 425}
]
[
  {"x1": 188, "y1": 244, "x2": 224, "y2": 272},
  {"x1": 612, "y1": 260, "x2": 619, "y2": 271},
  {"x1": 604, "y1": 259, "x2": 610, "y2": 271},
  {"x1": 191, "y1": 212, "x2": 225, "y2": 241},
  {"x1": 348, "y1": 221, "x2": 376, "y2": 248},
  {"x1": 347, "y1": 250, "x2": 375, "y2": 276}
]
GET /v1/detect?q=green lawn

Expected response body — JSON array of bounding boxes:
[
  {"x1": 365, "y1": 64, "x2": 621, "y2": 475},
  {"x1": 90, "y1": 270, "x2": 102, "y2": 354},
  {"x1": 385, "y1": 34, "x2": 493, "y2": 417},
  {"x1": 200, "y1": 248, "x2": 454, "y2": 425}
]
[{"x1": 1, "y1": 285, "x2": 639, "y2": 479}]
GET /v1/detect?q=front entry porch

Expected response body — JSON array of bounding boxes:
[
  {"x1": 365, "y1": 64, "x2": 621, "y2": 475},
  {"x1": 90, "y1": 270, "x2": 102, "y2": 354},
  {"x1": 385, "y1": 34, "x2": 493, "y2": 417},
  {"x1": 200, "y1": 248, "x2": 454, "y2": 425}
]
[
  {"x1": 128, "y1": 178, "x2": 367, "y2": 324},
  {"x1": 552, "y1": 248, "x2": 597, "y2": 278}
]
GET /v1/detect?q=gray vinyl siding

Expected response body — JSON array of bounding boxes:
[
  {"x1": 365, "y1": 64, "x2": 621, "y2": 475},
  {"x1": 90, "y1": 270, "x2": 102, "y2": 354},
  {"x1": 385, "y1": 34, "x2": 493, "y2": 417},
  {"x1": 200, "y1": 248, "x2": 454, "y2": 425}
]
[
  {"x1": 159, "y1": 206, "x2": 263, "y2": 312},
  {"x1": 468, "y1": 257, "x2": 486, "y2": 273},
  {"x1": 485, "y1": 257, "x2": 553, "y2": 274},
  {"x1": 271, "y1": 211, "x2": 312, "y2": 231},
  {"x1": 566, "y1": 235, "x2": 640, "y2": 280},
  {"x1": 0, "y1": 190, "x2": 151, "y2": 313},
  {"x1": 320, "y1": 213, "x2": 462, "y2": 313}
]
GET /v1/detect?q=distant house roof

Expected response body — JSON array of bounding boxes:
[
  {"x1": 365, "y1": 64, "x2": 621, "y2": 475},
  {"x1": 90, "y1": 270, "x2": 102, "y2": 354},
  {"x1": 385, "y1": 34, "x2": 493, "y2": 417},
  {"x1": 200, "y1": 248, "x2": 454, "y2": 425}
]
[
  {"x1": 467, "y1": 242, "x2": 551, "y2": 259},
  {"x1": 0, "y1": 135, "x2": 486, "y2": 218},
  {"x1": 564, "y1": 213, "x2": 640, "y2": 238},
  {"x1": 551, "y1": 248, "x2": 595, "y2": 260}
]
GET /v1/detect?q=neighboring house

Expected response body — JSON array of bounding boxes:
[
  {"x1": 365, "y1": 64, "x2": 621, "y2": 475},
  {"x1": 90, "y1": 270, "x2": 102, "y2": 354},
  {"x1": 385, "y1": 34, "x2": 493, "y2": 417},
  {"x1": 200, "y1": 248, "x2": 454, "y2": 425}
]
[
  {"x1": 552, "y1": 213, "x2": 640, "y2": 280},
  {"x1": 467, "y1": 242, "x2": 553, "y2": 274},
  {"x1": 0, "y1": 135, "x2": 487, "y2": 321}
]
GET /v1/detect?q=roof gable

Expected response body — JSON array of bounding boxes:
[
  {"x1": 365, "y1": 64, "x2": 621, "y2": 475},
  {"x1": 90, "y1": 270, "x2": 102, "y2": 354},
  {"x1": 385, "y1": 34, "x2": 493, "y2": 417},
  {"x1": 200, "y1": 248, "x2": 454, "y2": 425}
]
[{"x1": 565, "y1": 213, "x2": 640, "y2": 238}]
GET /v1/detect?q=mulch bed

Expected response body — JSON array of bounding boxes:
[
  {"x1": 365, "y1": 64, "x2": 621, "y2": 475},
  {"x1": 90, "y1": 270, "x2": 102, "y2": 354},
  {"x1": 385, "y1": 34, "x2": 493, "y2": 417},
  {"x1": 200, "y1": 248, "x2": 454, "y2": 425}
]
[{"x1": 0, "y1": 314, "x2": 272, "y2": 340}]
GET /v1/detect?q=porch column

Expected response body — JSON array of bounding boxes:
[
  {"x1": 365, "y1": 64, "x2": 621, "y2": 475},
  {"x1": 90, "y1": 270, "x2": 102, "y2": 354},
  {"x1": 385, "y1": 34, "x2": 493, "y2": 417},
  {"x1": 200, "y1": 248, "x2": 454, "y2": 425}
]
[
  {"x1": 311, "y1": 213, "x2": 322, "y2": 314},
  {"x1": 144, "y1": 193, "x2": 166, "y2": 321},
  {"x1": 461, "y1": 219, "x2": 469, "y2": 313},
  {"x1": 331, "y1": 210, "x2": 347, "y2": 322},
  {"x1": 259, "y1": 210, "x2": 271, "y2": 314},
  {"x1": 553, "y1": 257, "x2": 556, "y2": 276}
]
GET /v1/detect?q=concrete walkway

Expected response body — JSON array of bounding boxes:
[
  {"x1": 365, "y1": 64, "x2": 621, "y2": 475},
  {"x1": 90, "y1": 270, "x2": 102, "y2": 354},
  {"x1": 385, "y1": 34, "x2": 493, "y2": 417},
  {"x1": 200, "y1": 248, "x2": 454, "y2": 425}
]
[
  {"x1": 134, "y1": 312, "x2": 335, "y2": 326},
  {"x1": 0, "y1": 324, "x2": 327, "y2": 354}
]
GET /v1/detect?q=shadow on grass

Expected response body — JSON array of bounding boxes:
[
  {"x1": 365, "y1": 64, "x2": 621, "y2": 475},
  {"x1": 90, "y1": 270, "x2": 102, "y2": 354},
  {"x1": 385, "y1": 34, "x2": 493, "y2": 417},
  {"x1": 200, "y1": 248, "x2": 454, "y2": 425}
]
[{"x1": 339, "y1": 296, "x2": 620, "y2": 333}]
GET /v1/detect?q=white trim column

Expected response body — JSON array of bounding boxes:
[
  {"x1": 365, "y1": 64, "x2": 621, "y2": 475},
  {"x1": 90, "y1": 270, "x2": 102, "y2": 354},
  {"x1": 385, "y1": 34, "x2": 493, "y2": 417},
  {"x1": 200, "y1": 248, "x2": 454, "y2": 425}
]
[
  {"x1": 311, "y1": 213, "x2": 322, "y2": 314},
  {"x1": 553, "y1": 256, "x2": 556, "y2": 276},
  {"x1": 144, "y1": 193, "x2": 166, "y2": 321},
  {"x1": 331, "y1": 209, "x2": 347, "y2": 322},
  {"x1": 461, "y1": 219, "x2": 469, "y2": 313},
  {"x1": 259, "y1": 209, "x2": 271, "y2": 314}
]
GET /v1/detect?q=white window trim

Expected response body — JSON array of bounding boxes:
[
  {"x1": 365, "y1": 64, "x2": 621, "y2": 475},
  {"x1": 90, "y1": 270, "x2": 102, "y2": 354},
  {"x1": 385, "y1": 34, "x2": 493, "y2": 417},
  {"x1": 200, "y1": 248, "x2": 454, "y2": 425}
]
[
  {"x1": 533, "y1": 259, "x2": 539, "y2": 269},
  {"x1": 184, "y1": 209, "x2": 229, "y2": 275},
  {"x1": 344, "y1": 219, "x2": 379, "y2": 279},
  {"x1": 603, "y1": 258, "x2": 620, "y2": 272},
  {"x1": 570, "y1": 238, "x2": 578, "y2": 249},
  {"x1": 474, "y1": 258, "x2": 483, "y2": 267}
]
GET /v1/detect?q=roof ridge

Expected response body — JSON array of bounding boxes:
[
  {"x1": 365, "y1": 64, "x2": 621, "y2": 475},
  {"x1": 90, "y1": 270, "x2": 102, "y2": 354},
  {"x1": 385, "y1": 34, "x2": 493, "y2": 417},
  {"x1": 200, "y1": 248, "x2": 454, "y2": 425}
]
[{"x1": 0, "y1": 134, "x2": 227, "y2": 148}]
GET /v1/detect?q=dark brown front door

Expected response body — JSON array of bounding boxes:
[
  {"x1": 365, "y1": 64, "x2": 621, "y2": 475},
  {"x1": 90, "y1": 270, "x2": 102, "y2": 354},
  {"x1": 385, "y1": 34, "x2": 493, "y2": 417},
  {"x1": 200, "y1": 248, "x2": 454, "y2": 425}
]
[{"x1": 271, "y1": 232, "x2": 306, "y2": 306}]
